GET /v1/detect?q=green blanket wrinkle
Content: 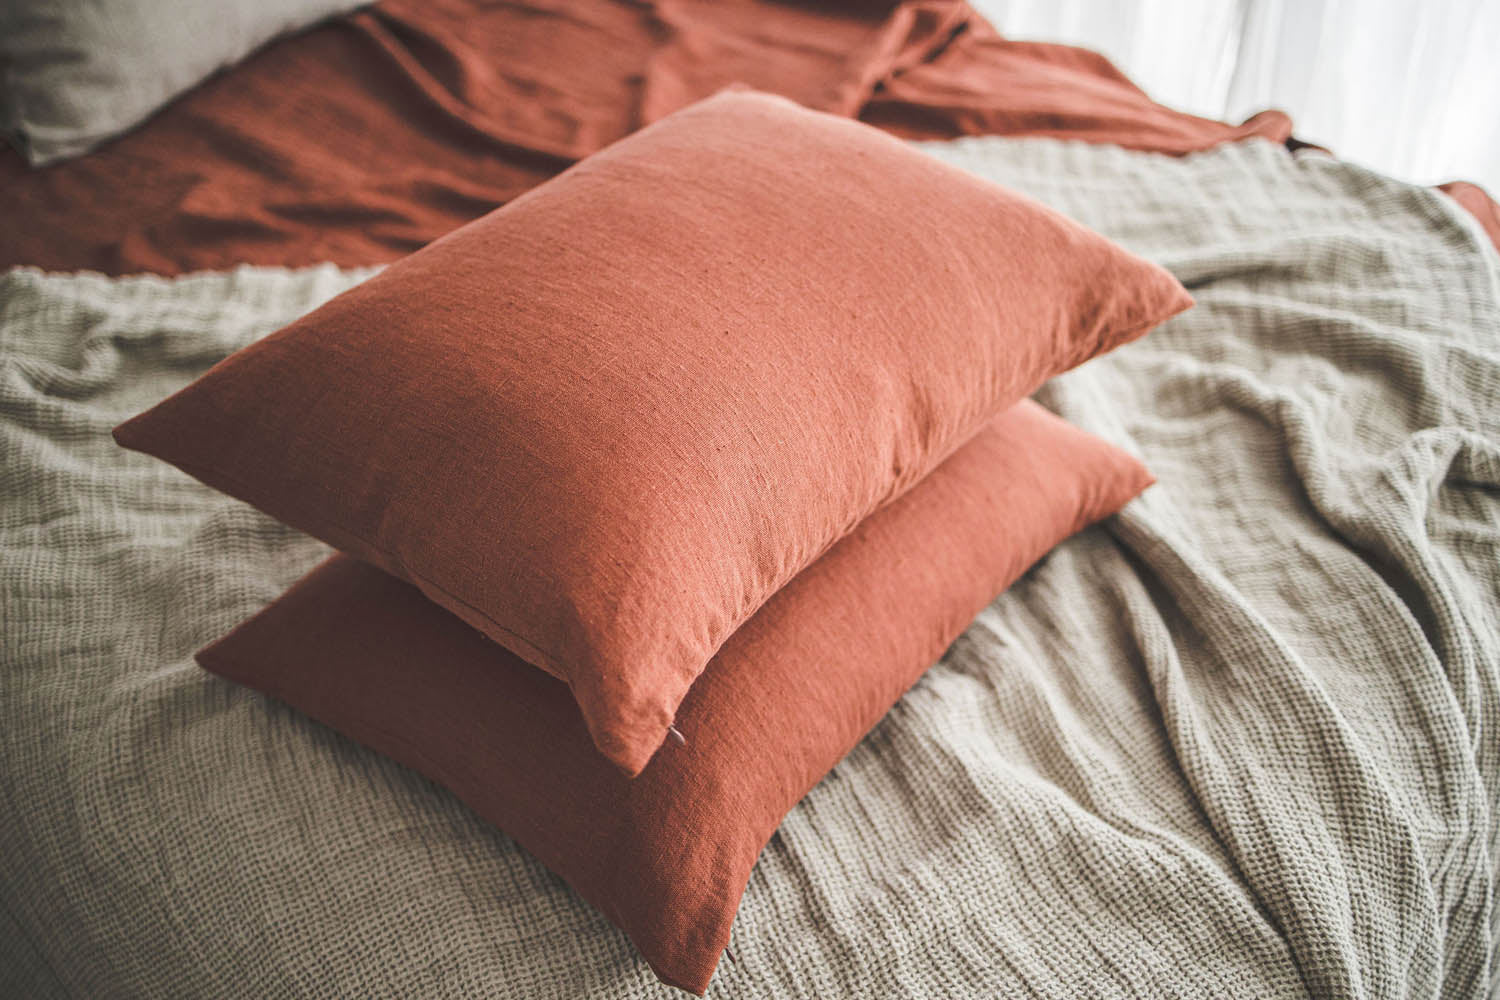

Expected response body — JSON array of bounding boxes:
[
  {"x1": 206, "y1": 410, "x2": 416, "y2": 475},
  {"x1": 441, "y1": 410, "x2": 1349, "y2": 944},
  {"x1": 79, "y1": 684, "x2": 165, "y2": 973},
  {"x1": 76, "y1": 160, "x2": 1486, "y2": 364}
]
[{"x1": 2, "y1": 137, "x2": 1497, "y2": 998}]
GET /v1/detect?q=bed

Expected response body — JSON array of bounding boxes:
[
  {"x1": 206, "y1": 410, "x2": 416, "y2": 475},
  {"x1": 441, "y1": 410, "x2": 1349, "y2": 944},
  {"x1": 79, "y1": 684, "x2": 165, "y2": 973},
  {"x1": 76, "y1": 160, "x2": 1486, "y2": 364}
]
[{"x1": 2, "y1": 1, "x2": 1497, "y2": 996}]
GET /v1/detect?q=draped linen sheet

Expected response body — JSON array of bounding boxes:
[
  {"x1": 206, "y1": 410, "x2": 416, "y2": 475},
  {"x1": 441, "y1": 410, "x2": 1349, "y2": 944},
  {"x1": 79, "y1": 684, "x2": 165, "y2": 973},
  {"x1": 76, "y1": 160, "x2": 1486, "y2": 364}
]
[
  {"x1": 0, "y1": 0, "x2": 1300, "y2": 277},
  {"x1": 1, "y1": 137, "x2": 1496, "y2": 997}
]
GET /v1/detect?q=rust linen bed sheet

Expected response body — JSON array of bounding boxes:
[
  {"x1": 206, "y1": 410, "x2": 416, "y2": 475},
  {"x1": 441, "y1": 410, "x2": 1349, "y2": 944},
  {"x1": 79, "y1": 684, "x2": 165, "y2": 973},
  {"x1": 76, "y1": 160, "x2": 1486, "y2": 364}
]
[{"x1": 0, "y1": 0, "x2": 1301, "y2": 276}]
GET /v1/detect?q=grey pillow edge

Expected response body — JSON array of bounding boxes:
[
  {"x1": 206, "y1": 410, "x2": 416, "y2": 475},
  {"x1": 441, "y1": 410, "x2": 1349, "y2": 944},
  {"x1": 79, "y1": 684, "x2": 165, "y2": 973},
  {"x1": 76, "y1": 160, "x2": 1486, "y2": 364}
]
[{"x1": 0, "y1": 0, "x2": 371, "y2": 168}]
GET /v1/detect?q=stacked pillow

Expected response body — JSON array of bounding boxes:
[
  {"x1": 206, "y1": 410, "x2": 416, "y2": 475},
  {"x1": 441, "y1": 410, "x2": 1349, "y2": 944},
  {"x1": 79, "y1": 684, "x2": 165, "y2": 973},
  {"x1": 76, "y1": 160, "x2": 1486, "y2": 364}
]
[{"x1": 116, "y1": 90, "x2": 1189, "y2": 992}]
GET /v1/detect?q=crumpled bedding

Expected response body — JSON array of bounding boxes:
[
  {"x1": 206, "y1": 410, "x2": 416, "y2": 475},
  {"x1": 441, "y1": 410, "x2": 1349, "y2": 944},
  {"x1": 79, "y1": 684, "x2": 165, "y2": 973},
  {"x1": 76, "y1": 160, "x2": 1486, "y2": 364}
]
[
  {"x1": 0, "y1": 0, "x2": 1300, "y2": 277},
  {"x1": 2, "y1": 136, "x2": 1497, "y2": 998}
]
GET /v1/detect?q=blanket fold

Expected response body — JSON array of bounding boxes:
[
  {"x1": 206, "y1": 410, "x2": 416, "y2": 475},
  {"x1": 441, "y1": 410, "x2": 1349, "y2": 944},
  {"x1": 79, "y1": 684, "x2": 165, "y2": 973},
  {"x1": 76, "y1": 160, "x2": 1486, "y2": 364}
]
[{"x1": 2, "y1": 137, "x2": 1496, "y2": 998}]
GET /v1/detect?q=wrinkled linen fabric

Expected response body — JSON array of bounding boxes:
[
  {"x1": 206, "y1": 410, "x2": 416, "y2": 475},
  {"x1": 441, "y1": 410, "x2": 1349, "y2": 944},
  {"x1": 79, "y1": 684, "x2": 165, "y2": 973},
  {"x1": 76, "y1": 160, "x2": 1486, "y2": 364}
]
[
  {"x1": 0, "y1": 0, "x2": 1300, "y2": 277},
  {"x1": 3, "y1": 0, "x2": 1494, "y2": 276},
  {"x1": 2, "y1": 137, "x2": 1498, "y2": 997}
]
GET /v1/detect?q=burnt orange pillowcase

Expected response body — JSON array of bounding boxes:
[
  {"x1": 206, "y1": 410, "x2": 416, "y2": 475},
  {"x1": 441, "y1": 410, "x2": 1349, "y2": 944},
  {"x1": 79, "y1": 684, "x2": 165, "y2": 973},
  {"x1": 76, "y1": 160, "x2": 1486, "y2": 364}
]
[
  {"x1": 198, "y1": 400, "x2": 1153, "y2": 993},
  {"x1": 118, "y1": 89, "x2": 1189, "y2": 775}
]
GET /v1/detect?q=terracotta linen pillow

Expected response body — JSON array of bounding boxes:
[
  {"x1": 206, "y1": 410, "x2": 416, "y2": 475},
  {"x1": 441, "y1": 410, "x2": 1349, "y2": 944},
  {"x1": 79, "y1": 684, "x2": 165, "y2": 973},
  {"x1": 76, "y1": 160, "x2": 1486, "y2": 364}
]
[
  {"x1": 197, "y1": 400, "x2": 1154, "y2": 993},
  {"x1": 118, "y1": 88, "x2": 1190, "y2": 776}
]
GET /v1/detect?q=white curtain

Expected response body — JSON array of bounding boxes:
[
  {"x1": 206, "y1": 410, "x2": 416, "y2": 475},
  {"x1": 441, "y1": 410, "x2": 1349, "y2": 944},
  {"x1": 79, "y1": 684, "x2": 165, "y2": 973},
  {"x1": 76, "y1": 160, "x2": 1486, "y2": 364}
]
[{"x1": 972, "y1": 0, "x2": 1500, "y2": 192}]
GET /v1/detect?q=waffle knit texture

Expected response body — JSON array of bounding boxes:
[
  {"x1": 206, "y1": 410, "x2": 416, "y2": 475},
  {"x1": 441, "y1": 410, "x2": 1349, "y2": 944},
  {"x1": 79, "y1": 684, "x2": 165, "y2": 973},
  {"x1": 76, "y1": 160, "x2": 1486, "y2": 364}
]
[{"x1": 2, "y1": 135, "x2": 1498, "y2": 997}]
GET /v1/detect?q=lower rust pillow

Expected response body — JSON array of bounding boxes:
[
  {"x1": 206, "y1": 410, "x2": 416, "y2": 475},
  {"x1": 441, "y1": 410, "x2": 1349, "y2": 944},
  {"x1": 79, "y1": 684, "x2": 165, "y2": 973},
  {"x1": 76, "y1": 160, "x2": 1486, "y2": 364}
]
[{"x1": 197, "y1": 400, "x2": 1152, "y2": 993}]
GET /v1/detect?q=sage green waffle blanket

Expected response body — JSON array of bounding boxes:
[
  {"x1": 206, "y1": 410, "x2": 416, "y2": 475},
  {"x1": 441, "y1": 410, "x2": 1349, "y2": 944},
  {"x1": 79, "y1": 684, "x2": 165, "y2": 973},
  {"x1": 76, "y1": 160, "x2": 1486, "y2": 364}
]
[{"x1": 2, "y1": 135, "x2": 1497, "y2": 997}]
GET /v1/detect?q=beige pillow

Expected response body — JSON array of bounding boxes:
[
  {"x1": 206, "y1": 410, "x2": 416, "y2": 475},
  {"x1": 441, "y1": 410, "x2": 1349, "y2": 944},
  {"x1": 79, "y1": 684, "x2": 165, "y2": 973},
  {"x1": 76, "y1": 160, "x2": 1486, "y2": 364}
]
[{"x1": 0, "y1": 0, "x2": 366, "y2": 165}]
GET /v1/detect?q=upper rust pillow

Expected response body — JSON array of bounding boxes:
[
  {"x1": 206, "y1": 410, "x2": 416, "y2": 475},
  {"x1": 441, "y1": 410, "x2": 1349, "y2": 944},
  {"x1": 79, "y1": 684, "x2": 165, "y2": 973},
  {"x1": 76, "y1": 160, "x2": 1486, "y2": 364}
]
[{"x1": 116, "y1": 89, "x2": 1190, "y2": 775}]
